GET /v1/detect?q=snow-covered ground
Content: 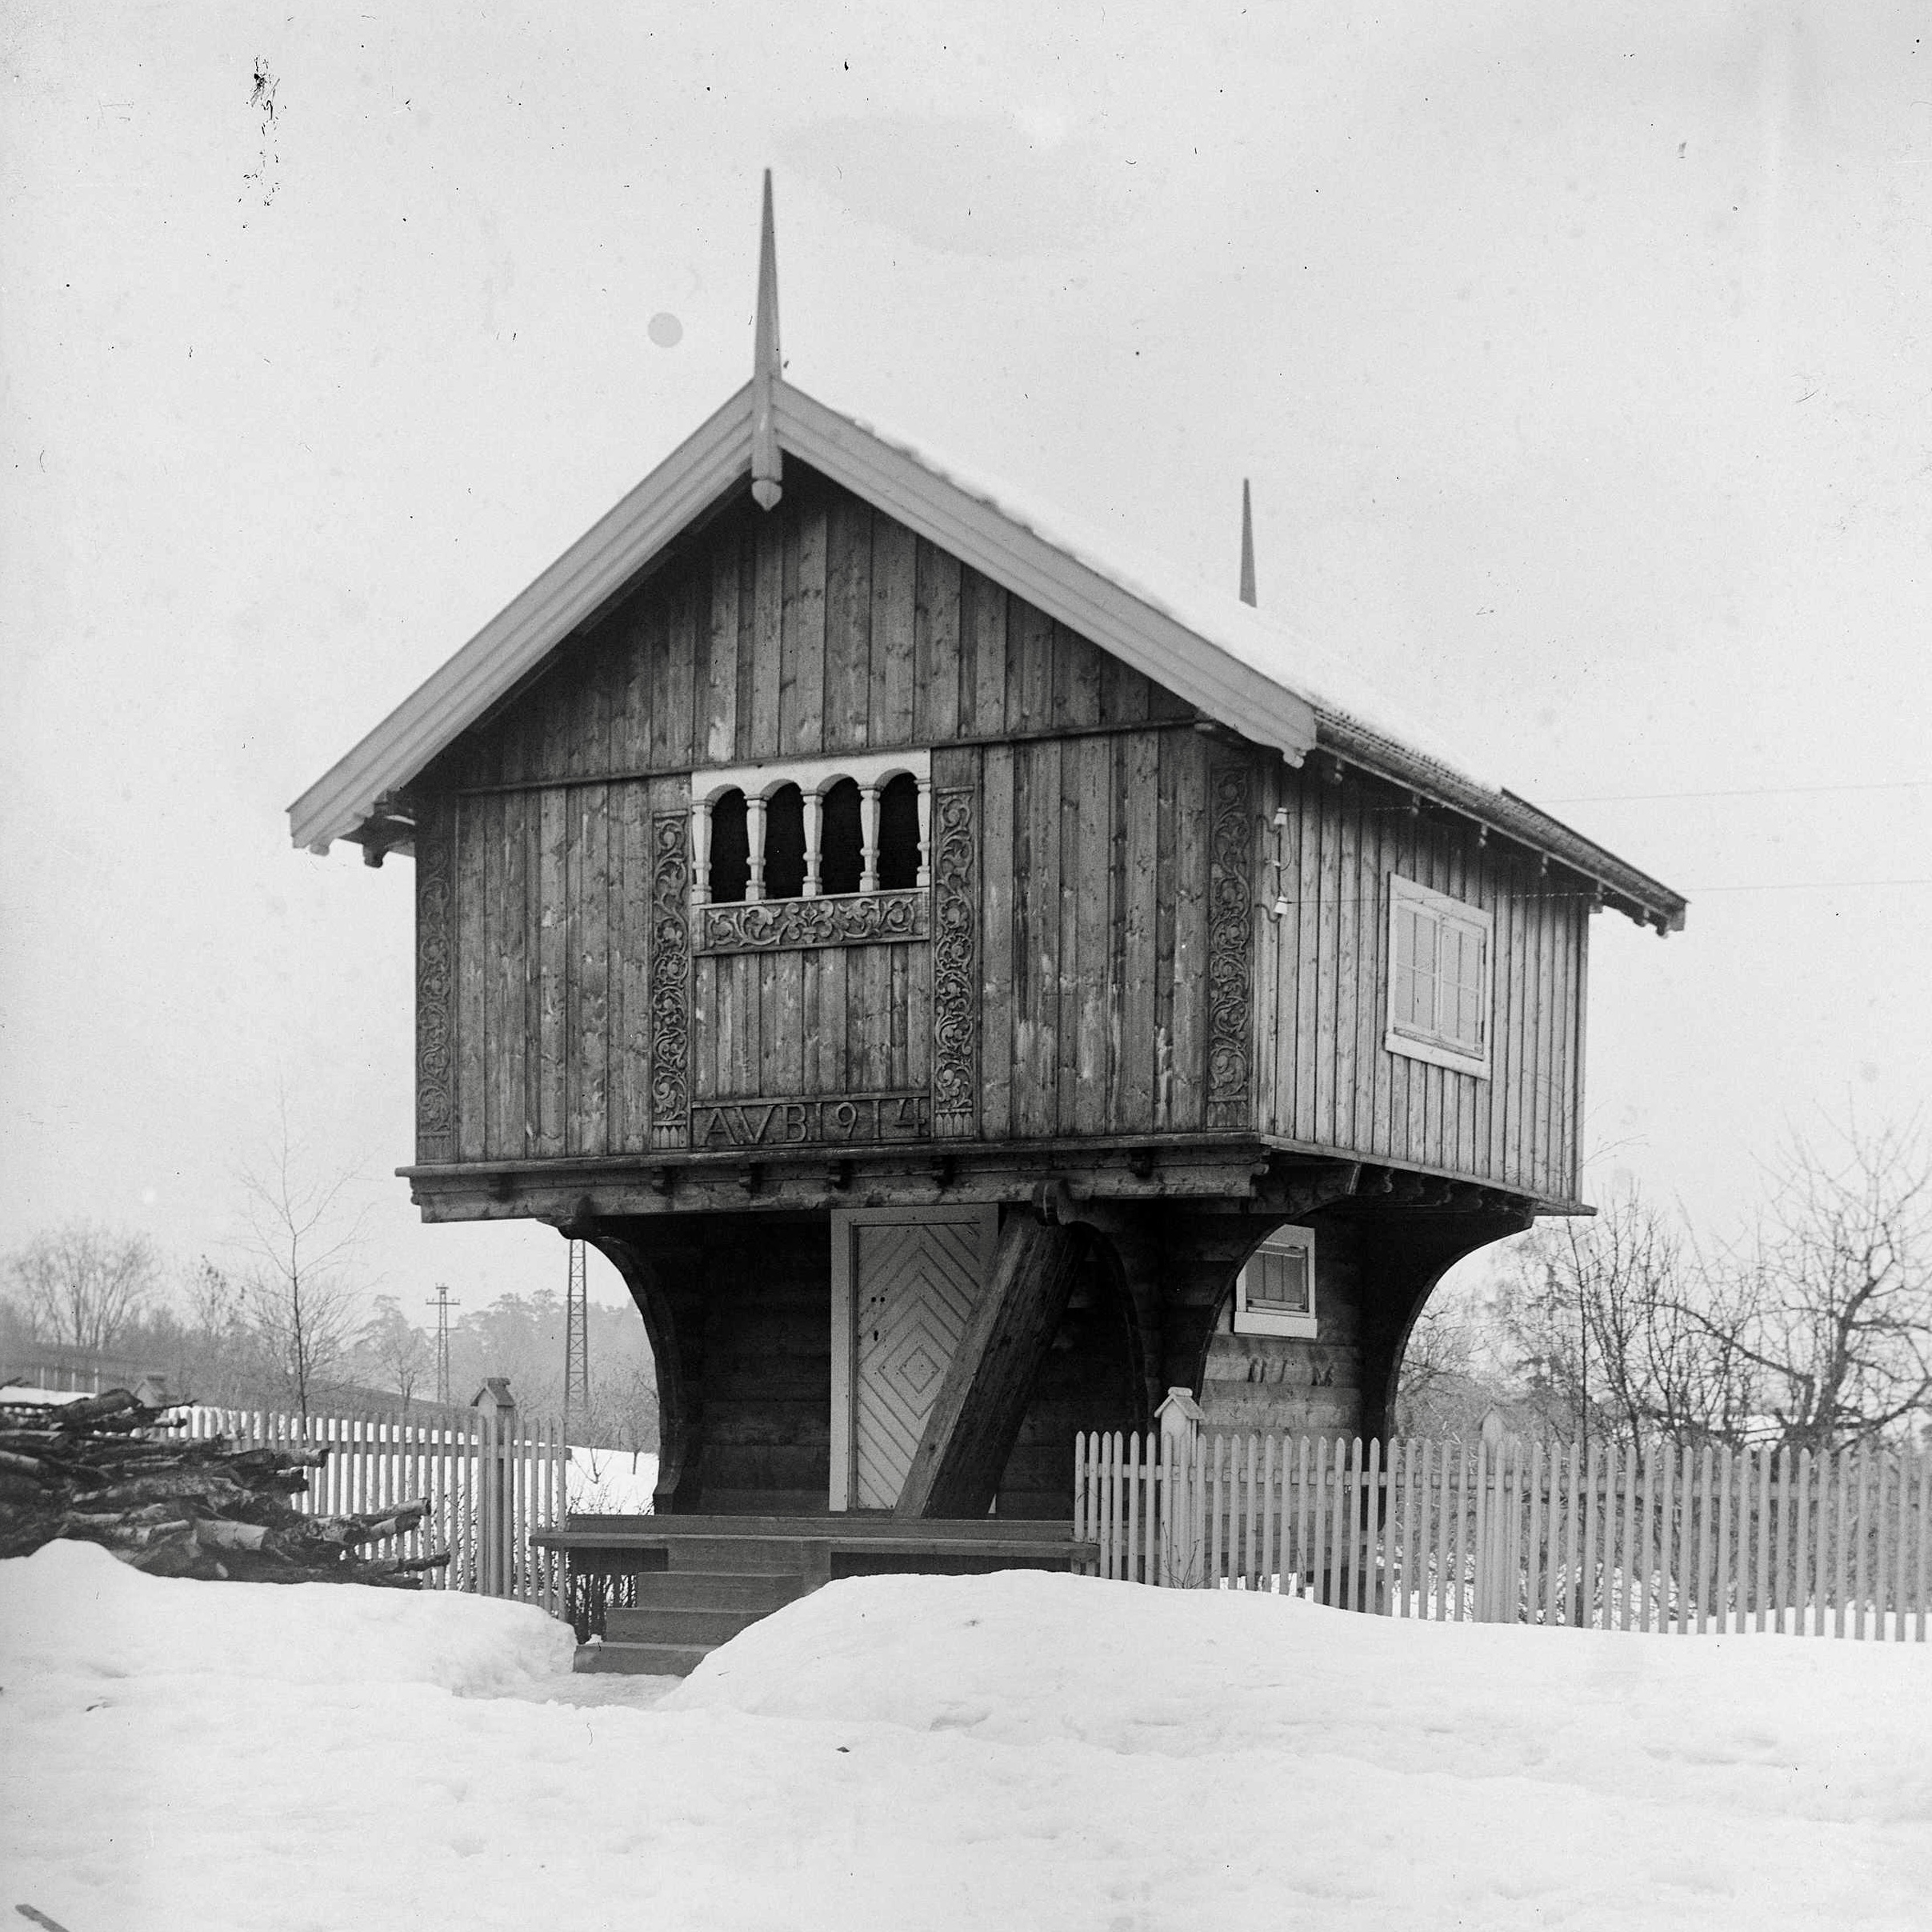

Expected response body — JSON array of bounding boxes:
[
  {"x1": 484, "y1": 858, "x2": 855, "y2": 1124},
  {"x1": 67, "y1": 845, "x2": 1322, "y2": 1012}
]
[
  {"x1": 566, "y1": 1444, "x2": 658, "y2": 1514},
  {"x1": 3, "y1": 1542, "x2": 1929, "y2": 1930}
]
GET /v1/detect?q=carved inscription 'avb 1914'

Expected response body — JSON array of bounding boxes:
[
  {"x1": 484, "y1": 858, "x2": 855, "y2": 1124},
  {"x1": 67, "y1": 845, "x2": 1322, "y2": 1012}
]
[{"x1": 693, "y1": 1093, "x2": 931, "y2": 1147}]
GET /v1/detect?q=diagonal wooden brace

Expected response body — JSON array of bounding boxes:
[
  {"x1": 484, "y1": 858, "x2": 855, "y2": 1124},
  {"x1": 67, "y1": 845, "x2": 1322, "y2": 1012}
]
[{"x1": 895, "y1": 1209, "x2": 1084, "y2": 1519}]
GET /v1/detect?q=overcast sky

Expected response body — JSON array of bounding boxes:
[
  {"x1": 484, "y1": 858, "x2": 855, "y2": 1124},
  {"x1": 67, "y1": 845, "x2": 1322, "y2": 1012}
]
[{"x1": 3, "y1": 2, "x2": 1928, "y2": 1321}]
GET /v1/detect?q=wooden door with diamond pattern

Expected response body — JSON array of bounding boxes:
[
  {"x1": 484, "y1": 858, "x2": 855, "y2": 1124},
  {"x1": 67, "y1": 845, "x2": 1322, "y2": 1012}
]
[{"x1": 830, "y1": 1207, "x2": 996, "y2": 1510}]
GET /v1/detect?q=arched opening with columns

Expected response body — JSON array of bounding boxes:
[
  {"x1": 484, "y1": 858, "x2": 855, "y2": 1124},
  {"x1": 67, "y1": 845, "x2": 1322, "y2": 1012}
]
[{"x1": 689, "y1": 751, "x2": 933, "y2": 906}]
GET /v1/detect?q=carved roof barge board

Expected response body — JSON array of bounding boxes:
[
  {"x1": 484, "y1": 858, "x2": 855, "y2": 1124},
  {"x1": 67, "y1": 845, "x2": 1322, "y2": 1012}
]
[{"x1": 287, "y1": 176, "x2": 1686, "y2": 936}]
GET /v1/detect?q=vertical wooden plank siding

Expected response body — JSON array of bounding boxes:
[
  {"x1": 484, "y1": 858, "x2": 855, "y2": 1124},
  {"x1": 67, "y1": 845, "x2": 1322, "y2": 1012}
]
[
  {"x1": 823, "y1": 494, "x2": 873, "y2": 753},
  {"x1": 916, "y1": 540, "x2": 961, "y2": 745},
  {"x1": 1245, "y1": 763, "x2": 1586, "y2": 1199},
  {"x1": 454, "y1": 798, "x2": 487, "y2": 1162},
  {"x1": 1169, "y1": 732, "x2": 1208, "y2": 1131},
  {"x1": 978, "y1": 743, "x2": 1016, "y2": 1137},
  {"x1": 790, "y1": 502, "x2": 828, "y2": 754},
  {"x1": 1070, "y1": 737, "x2": 1111, "y2": 1134},
  {"x1": 871, "y1": 515, "x2": 918, "y2": 748},
  {"x1": 430, "y1": 478, "x2": 1592, "y2": 1186}
]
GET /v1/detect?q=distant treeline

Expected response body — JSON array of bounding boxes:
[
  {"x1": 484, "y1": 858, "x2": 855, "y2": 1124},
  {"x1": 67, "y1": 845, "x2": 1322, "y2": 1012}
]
[{"x1": 0, "y1": 1223, "x2": 658, "y2": 1452}]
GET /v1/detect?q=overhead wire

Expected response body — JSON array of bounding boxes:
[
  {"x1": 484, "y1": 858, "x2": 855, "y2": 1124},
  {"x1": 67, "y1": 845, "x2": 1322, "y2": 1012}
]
[{"x1": 1534, "y1": 779, "x2": 1930, "y2": 806}]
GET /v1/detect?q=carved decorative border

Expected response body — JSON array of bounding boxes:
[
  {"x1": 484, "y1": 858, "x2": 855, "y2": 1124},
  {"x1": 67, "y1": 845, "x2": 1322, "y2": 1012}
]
[
  {"x1": 1206, "y1": 762, "x2": 1254, "y2": 1127},
  {"x1": 930, "y1": 786, "x2": 978, "y2": 1137},
  {"x1": 414, "y1": 797, "x2": 455, "y2": 1163},
  {"x1": 649, "y1": 811, "x2": 691, "y2": 1148},
  {"x1": 697, "y1": 888, "x2": 929, "y2": 955}
]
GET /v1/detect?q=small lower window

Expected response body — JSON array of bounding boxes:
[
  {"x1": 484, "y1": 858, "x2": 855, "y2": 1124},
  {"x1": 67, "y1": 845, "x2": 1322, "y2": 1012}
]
[{"x1": 1234, "y1": 1226, "x2": 1318, "y2": 1338}]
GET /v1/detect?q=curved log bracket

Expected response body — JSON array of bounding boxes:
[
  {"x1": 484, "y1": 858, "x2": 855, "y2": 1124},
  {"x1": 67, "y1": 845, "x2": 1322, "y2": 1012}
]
[
  {"x1": 1352, "y1": 1205, "x2": 1534, "y2": 1442},
  {"x1": 578, "y1": 1223, "x2": 707, "y2": 1514},
  {"x1": 895, "y1": 1208, "x2": 1086, "y2": 1520}
]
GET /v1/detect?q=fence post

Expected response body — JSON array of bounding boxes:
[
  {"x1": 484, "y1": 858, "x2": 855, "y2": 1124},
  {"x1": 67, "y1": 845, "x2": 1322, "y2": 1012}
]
[
  {"x1": 1156, "y1": 1389, "x2": 1203, "y2": 1587},
  {"x1": 1476, "y1": 1410, "x2": 1510, "y2": 1622},
  {"x1": 471, "y1": 1378, "x2": 517, "y2": 1598}
]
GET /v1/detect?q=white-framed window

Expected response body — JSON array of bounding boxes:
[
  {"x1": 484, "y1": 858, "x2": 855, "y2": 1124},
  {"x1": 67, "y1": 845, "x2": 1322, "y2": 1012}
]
[
  {"x1": 1386, "y1": 874, "x2": 1492, "y2": 1078},
  {"x1": 1234, "y1": 1226, "x2": 1318, "y2": 1338}
]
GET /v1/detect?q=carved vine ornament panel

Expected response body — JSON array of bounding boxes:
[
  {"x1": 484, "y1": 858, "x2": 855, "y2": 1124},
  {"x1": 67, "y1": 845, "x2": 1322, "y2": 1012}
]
[{"x1": 698, "y1": 889, "x2": 928, "y2": 954}]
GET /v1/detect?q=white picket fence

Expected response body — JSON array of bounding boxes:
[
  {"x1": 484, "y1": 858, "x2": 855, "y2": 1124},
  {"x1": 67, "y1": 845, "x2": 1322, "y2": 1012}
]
[
  {"x1": 1074, "y1": 1426, "x2": 1932, "y2": 1639},
  {"x1": 181, "y1": 1398, "x2": 569, "y2": 1612}
]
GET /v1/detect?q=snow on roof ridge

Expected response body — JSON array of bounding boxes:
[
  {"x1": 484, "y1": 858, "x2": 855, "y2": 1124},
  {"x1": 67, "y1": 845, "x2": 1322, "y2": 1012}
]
[{"x1": 818, "y1": 391, "x2": 1501, "y2": 798}]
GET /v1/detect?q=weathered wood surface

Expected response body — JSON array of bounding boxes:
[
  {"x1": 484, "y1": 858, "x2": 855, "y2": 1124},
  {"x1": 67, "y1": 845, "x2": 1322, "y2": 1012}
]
[
  {"x1": 441, "y1": 720, "x2": 1228, "y2": 1159},
  {"x1": 1254, "y1": 759, "x2": 1590, "y2": 1205},
  {"x1": 454, "y1": 471, "x2": 1188, "y2": 790},
  {"x1": 421, "y1": 466, "x2": 1590, "y2": 1200}
]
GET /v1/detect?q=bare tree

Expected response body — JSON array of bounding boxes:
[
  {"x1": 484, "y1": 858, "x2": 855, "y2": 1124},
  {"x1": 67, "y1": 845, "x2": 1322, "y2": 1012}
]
[
  {"x1": 166, "y1": 1258, "x2": 266, "y2": 1409},
  {"x1": 1694, "y1": 1120, "x2": 1932, "y2": 1453},
  {"x1": 234, "y1": 1098, "x2": 369, "y2": 1421},
  {"x1": 356, "y1": 1296, "x2": 431, "y2": 1408},
  {"x1": 1498, "y1": 1192, "x2": 1752, "y2": 1453},
  {"x1": 2, "y1": 1223, "x2": 159, "y2": 1352},
  {"x1": 1392, "y1": 1278, "x2": 1484, "y2": 1435}
]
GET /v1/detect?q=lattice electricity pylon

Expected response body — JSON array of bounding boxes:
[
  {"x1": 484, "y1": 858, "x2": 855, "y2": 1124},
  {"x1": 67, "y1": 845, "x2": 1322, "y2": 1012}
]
[
  {"x1": 426, "y1": 1284, "x2": 458, "y2": 1407},
  {"x1": 562, "y1": 1240, "x2": 590, "y2": 1441}
]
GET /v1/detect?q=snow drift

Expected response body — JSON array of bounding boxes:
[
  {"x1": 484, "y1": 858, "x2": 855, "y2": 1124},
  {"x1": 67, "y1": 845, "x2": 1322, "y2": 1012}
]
[
  {"x1": 4, "y1": 1543, "x2": 1930, "y2": 1931},
  {"x1": 0, "y1": 1537, "x2": 575, "y2": 1695}
]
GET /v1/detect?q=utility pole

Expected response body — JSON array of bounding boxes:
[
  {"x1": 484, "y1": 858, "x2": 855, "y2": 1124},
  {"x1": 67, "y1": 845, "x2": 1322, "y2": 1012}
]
[
  {"x1": 426, "y1": 1285, "x2": 458, "y2": 1407},
  {"x1": 562, "y1": 1240, "x2": 590, "y2": 1442}
]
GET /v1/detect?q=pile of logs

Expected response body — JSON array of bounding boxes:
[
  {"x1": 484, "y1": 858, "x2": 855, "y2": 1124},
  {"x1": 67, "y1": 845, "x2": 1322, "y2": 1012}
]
[{"x1": 0, "y1": 1388, "x2": 450, "y2": 1587}]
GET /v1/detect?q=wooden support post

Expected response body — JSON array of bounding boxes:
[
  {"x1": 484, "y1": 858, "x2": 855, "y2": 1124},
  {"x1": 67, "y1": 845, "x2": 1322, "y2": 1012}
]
[
  {"x1": 689, "y1": 798, "x2": 713, "y2": 906},
  {"x1": 858, "y1": 782, "x2": 882, "y2": 893},
  {"x1": 896, "y1": 1210, "x2": 1084, "y2": 1519},
  {"x1": 745, "y1": 793, "x2": 768, "y2": 901},
  {"x1": 802, "y1": 787, "x2": 823, "y2": 897}
]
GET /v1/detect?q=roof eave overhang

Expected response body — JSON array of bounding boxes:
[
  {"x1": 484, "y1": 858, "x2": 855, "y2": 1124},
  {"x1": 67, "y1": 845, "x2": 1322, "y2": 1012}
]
[
  {"x1": 1314, "y1": 714, "x2": 1688, "y2": 934},
  {"x1": 285, "y1": 378, "x2": 1683, "y2": 938},
  {"x1": 286, "y1": 384, "x2": 758, "y2": 854}
]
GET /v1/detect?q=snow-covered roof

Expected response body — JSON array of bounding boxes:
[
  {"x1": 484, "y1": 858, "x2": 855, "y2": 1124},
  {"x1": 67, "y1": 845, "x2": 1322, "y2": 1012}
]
[{"x1": 287, "y1": 377, "x2": 1684, "y2": 930}]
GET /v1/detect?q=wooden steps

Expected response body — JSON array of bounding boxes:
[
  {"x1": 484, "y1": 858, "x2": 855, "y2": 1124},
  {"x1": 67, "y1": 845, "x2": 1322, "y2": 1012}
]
[
  {"x1": 551, "y1": 1513, "x2": 1094, "y2": 1677},
  {"x1": 571, "y1": 1528, "x2": 810, "y2": 1677}
]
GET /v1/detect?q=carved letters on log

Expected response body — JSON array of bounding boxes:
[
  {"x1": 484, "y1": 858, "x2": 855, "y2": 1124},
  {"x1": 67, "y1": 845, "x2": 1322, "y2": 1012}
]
[
  {"x1": 414, "y1": 798, "x2": 455, "y2": 1163},
  {"x1": 1206, "y1": 762, "x2": 1255, "y2": 1127},
  {"x1": 649, "y1": 812, "x2": 691, "y2": 1148},
  {"x1": 929, "y1": 787, "x2": 978, "y2": 1138},
  {"x1": 691, "y1": 1093, "x2": 930, "y2": 1148},
  {"x1": 697, "y1": 888, "x2": 928, "y2": 955}
]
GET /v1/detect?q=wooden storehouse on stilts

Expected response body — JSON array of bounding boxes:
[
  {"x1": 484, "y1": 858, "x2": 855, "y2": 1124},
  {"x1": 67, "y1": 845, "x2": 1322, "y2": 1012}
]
[{"x1": 290, "y1": 176, "x2": 1685, "y2": 1670}]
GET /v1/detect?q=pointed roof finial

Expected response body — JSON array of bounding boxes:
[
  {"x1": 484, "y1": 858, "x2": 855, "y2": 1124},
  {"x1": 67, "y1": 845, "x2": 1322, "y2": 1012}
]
[
  {"x1": 751, "y1": 170, "x2": 783, "y2": 510},
  {"x1": 1238, "y1": 478, "x2": 1257, "y2": 607}
]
